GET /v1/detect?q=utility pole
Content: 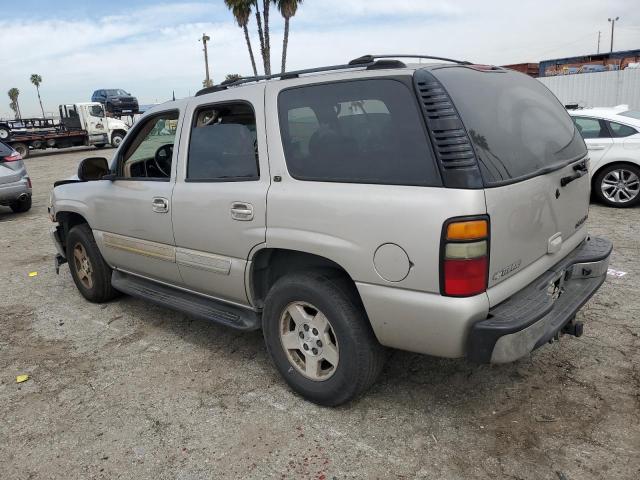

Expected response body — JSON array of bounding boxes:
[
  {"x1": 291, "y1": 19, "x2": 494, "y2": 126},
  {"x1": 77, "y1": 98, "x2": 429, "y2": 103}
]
[
  {"x1": 200, "y1": 33, "x2": 212, "y2": 87},
  {"x1": 597, "y1": 31, "x2": 601, "y2": 54},
  {"x1": 608, "y1": 17, "x2": 619, "y2": 53}
]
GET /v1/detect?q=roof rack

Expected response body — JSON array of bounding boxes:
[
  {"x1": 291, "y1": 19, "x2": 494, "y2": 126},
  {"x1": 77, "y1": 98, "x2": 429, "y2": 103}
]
[{"x1": 195, "y1": 53, "x2": 472, "y2": 96}]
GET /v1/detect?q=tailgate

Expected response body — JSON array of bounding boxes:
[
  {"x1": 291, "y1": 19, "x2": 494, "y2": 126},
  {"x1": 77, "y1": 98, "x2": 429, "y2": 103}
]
[{"x1": 485, "y1": 159, "x2": 589, "y2": 289}]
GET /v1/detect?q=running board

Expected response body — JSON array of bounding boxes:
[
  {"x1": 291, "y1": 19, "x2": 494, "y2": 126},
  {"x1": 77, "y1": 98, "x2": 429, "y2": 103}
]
[{"x1": 111, "y1": 271, "x2": 260, "y2": 331}]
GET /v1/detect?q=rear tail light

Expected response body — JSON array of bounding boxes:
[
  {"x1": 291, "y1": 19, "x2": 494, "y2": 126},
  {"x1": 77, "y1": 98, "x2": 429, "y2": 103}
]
[
  {"x1": 26, "y1": 177, "x2": 32, "y2": 189},
  {"x1": 2, "y1": 152, "x2": 21, "y2": 162},
  {"x1": 441, "y1": 217, "x2": 489, "y2": 297}
]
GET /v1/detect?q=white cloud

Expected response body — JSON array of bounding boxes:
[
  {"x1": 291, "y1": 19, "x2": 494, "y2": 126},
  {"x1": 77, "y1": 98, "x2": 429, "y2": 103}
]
[{"x1": 1, "y1": 0, "x2": 638, "y2": 117}]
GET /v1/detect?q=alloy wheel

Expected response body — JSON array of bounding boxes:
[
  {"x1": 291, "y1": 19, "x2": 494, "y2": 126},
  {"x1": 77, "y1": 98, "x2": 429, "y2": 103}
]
[
  {"x1": 73, "y1": 243, "x2": 94, "y2": 289},
  {"x1": 601, "y1": 168, "x2": 640, "y2": 204},
  {"x1": 279, "y1": 302, "x2": 339, "y2": 381}
]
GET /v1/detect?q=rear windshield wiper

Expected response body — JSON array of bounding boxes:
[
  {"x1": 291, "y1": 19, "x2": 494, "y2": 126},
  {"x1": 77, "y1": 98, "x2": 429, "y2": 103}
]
[{"x1": 560, "y1": 161, "x2": 588, "y2": 187}]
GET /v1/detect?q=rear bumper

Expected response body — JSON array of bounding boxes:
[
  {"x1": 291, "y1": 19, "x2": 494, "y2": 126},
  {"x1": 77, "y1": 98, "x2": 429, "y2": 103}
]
[
  {"x1": 467, "y1": 236, "x2": 612, "y2": 363},
  {"x1": 0, "y1": 178, "x2": 31, "y2": 204}
]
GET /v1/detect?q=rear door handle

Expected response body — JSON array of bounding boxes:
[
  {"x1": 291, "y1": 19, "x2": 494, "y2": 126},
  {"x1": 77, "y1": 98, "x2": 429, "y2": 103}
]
[
  {"x1": 152, "y1": 197, "x2": 169, "y2": 213},
  {"x1": 587, "y1": 145, "x2": 606, "y2": 150},
  {"x1": 231, "y1": 202, "x2": 253, "y2": 221}
]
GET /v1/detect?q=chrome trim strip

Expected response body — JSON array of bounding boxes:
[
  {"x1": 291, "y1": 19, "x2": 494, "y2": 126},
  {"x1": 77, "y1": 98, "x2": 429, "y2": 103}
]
[
  {"x1": 176, "y1": 248, "x2": 231, "y2": 275},
  {"x1": 102, "y1": 232, "x2": 175, "y2": 262}
]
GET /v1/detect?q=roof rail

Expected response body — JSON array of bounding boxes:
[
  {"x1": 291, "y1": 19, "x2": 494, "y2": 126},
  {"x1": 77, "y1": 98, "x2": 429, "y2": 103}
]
[
  {"x1": 349, "y1": 54, "x2": 472, "y2": 66},
  {"x1": 195, "y1": 54, "x2": 472, "y2": 96}
]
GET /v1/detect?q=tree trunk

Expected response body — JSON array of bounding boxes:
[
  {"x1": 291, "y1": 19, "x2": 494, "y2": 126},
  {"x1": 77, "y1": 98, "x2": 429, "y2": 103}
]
[
  {"x1": 36, "y1": 86, "x2": 45, "y2": 117},
  {"x1": 262, "y1": 0, "x2": 271, "y2": 75},
  {"x1": 243, "y1": 25, "x2": 258, "y2": 77},
  {"x1": 255, "y1": 8, "x2": 266, "y2": 74},
  {"x1": 281, "y1": 17, "x2": 290, "y2": 74}
]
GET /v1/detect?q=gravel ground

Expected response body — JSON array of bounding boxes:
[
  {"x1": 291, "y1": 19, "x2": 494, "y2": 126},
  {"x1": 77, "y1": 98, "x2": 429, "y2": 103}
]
[{"x1": 1, "y1": 147, "x2": 639, "y2": 480}]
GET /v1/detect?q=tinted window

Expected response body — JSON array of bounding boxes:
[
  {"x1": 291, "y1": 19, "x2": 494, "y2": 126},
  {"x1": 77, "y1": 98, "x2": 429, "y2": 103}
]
[
  {"x1": 433, "y1": 68, "x2": 587, "y2": 185},
  {"x1": 278, "y1": 79, "x2": 440, "y2": 186},
  {"x1": 608, "y1": 121, "x2": 637, "y2": 138},
  {"x1": 187, "y1": 102, "x2": 258, "y2": 181},
  {"x1": 619, "y1": 110, "x2": 640, "y2": 120},
  {"x1": 0, "y1": 141, "x2": 13, "y2": 156},
  {"x1": 89, "y1": 105, "x2": 105, "y2": 118},
  {"x1": 573, "y1": 117, "x2": 610, "y2": 139}
]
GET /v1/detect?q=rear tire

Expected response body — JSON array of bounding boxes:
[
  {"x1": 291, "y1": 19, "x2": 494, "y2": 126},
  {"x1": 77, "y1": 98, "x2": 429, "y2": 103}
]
[
  {"x1": 110, "y1": 133, "x2": 124, "y2": 148},
  {"x1": 12, "y1": 142, "x2": 28, "y2": 159},
  {"x1": 67, "y1": 224, "x2": 119, "y2": 303},
  {"x1": 262, "y1": 270, "x2": 386, "y2": 406},
  {"x1": 593, "y1": 163, "x2": 640, "y2": 208},
  {"x1": 9, "y1": 195, "x2": 31, "y2": 213}
]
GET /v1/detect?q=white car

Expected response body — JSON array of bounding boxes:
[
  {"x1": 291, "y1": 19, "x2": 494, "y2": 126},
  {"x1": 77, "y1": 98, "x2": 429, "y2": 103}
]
[{"x1": 569, "y1": 105, "x2": 640, "y2": 207}]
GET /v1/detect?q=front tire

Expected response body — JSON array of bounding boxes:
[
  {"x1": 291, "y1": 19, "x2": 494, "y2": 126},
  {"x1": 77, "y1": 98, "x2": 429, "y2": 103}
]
[
  {"x1": 67, "y1": 224, "x2": 118, "y2": 303},
  {"x1": 594, "y1": 163, "x2": 640, "y2": 208},
  {"x1": 9, "y1": 195, "x2": 31, "y2": 213},
  {"x1": 110, "y1": 133, "x2": 124, "y2": 148},
  {"x1": 263, "y1": 270, "x2": 386, "y2": 406}
]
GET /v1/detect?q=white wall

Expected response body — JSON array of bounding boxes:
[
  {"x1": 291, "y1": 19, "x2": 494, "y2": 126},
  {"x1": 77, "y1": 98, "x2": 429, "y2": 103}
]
[{"x1": 538, "y1": 69, "x2": 640, "y2": 110}]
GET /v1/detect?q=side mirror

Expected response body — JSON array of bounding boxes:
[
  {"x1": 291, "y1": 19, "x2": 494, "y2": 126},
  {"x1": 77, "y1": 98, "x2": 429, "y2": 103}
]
[{"x1": 78, "y1": 157, "x2": 110, "y2": 181}]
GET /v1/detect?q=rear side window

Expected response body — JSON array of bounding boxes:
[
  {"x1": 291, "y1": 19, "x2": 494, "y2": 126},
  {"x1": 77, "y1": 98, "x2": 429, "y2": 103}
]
[
  {"x1": 0, "y1": 142, "x2": 13, "y2": 156},
  {"x1": 607, "y1": 121, "x2": 637, "y2": 138},
  {"x1": 432, "y1": 68, "x2": 587, "y2": 185},
  {"x1": 187, "y1": 102, "x2": 259, "y2": 181},
  {"x1": 573, "y1": 117, "x2": 610, "y2": 139},
  {"x1": 278, "y1": 79, "x2": 440, "y2": 186}
]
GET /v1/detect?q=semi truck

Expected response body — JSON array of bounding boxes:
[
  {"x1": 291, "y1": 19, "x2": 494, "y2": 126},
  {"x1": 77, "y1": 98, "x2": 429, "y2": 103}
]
[{"x1": 0, "y1": 102, "x2": 129, "y2": 159}]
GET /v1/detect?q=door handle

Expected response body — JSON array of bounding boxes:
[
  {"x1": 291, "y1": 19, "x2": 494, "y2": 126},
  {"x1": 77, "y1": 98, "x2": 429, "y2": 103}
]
[
  {"x1": 587, "y1": 145, "x2": 606, "y2": 150},
  {"x1": 152, "y1": 197, "x2": 169, "y2": 213},
  {"x1": 230, "y1": 202, "x2": 254, "y2": 221}
]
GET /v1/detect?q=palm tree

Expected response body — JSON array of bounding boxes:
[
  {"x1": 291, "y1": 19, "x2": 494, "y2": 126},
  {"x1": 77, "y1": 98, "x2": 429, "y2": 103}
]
[
  {"x1": 30, "y1": 74, "x2": 45, "y2": 117},
  {"x1": 8, "y1": 88, "x2": 21, "y2": 119},
  {"x1": 262, "y1": 0, "x2": 271, "y2": 75},
  {"x1": 224, "y1": 0, "x2": 258, "y2": 76},
  {"x1": 275, "y1": 0, "x2": 302, "y2": 73}
]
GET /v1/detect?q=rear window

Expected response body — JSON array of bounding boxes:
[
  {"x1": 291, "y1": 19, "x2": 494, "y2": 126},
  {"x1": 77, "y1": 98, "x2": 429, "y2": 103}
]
[
  {"x1": 608, "y1": 121, "x2": 637, "y2": 138},
  {"x1": 573, "y1": 117, "x2": 610, "y2": 139},
  {"x1": 278, "y1": 79, "x2": 440, "y2": 186},
  {"x1": 432, "y1": 67, "x2": 587, "y2": 185},
  {"x1": 0, "y1": 142, "x2": 13, "y2": 156}
]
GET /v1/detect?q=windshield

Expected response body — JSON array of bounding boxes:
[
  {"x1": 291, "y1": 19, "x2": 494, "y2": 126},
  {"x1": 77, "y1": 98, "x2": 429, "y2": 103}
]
[
  {"x1": 106, "y1": 89, "x2": 128, "y2": 96},
  {"x1": 619, "y1": 110, "x2": 640, "y2": 120},
  {"x1": 432, "y1": 67, "x2": 587, "y2": 186}
]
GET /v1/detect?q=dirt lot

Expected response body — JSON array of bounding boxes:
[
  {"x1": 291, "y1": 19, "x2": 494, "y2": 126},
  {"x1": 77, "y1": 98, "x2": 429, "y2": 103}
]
[{"x1": 1, "y1": 148, "x2": 639, "y2": 480}]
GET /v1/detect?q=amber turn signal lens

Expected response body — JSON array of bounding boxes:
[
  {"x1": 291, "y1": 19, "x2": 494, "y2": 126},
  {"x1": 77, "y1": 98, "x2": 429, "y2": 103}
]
[{"x1": 446, "y1": 220, "x2": 488, "y2": 241}]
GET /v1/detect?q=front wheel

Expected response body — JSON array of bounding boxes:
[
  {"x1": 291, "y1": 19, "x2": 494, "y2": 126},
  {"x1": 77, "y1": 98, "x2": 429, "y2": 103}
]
[
  {"x1": 594, "y1": 163, "x2": 640, "y2": 208},
  {"x1": 110, "y1": 133, "x2": 124, "y2": 148},
  {"x1": 262, "y1": 271, "x2": 386, "y2": 406},
  {"x1": 67, "y1": 224, "x2": 119, "y2": 303}
]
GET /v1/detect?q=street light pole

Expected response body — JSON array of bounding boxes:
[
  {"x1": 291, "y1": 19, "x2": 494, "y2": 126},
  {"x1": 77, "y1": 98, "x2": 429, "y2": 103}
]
[
  {"x1": 607, "y1": 17, "x2": 619, "y2": 53},
  {"x1": 200, "y1": 33, "x2": 212, "y2": 87},
  {"x1": 597, "y1": 30, "x2": 601, "y2": 54}
]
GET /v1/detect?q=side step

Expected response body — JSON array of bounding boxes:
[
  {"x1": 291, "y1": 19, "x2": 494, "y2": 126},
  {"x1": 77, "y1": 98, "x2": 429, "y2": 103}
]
[{"x1": 111, "y1": 270, "x2": 260, "y2": 331}]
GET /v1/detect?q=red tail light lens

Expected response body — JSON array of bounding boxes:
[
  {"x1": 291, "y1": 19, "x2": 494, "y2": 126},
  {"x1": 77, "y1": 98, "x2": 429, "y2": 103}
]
[
  {"x1": 443, "y1": 256, "x2": 488, "y2": 296},
  {"x1": 441, "y1": 218, "x2": 489, "y2": 297},
  {"x1": 3, "y1": 152, "x2": 21, "y2": 162},
  {"x1": 26, "y1": 177, "x2": 32, "y2": 188}
]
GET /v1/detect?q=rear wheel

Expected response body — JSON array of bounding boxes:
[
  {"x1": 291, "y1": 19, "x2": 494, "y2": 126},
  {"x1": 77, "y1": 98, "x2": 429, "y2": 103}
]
[
  {"x1": 12, "y1": 142, "x2": 28, "y2": 159},
  {"x1": 67, "y1": 224, "x2": 119, "y2": 303},
  {"x1": 9, "y1": 195, "x2": 31, "y2": 213},
  {"x1": 262, "y1": 270, "x2": 386, "y2": 406},
  {"x1": 594, "y1": 163, "x2": 640, "y2": 208}
]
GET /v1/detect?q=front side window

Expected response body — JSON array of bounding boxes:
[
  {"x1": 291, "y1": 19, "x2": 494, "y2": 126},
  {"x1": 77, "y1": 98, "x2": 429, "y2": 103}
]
[
  {"x1": 278, "y1": 79, "x2": 440, "y2": 186},
  {"x1": 89, "y1": 105, "x2": 105, "y2": 118},
  {"x1": 607, "y1": 121, "x2": 637, "y2": 138},
  {"x1": 187, "y1": 102, "x2": 258, "y2": 181},
  {"x1": 119, "y1": 111, "x2": 178, "y2": 179},
  {"x1": 573, "y1": 117, "x2": 610, "y2": 139}
]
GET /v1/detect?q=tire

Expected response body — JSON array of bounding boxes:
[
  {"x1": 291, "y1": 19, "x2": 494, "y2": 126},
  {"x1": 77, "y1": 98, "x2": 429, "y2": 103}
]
[
  {"x1": 94, "y1": 143, "x2": 106, "y2": 149},
  {"x1": 12, "y1": 142, "x2": 28, "y2": 159},
  {"x1": 110, "y1": 133, "x2": 124, "y2": 148},
  {"x1": 262, "y1": 270, "x2": 386, "y2": 406},
  {"x1": 67, "y1": 224, "x2": 119, "y2": 303},
  {"x1": 593, "y1": 163, "x2": 640, "y2": 208},
  {"x1": 9, "y1": 195, "x2": 31, "y2": 213},
  {"x1": 0, "y1": 125, "x2": 10, "y2": 140}
]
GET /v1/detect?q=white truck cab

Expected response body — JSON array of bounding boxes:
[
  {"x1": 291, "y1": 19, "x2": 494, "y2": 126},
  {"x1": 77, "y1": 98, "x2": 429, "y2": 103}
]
[{"x1": 62, "y1": 102, "x2": 129, "y2": 148}]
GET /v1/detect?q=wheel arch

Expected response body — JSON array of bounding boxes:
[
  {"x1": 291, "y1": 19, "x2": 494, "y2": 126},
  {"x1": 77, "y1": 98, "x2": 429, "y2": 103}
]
[
  {"x1": 55, "y1": 210, "x2": 91, "y2": 254},
  {"x1": 592, "y1": 159, "x2": 640, "y2": 187},
  {"x1": 110, "y1": 129, "x2": 127, "y2": 141},
  {"x1": 248, "y1": 248, "x2": 362, "y2": 310}
]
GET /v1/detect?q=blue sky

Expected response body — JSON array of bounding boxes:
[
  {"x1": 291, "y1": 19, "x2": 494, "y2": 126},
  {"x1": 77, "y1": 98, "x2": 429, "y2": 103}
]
[{"x1": 1, "y1": 0, "x2": 638, "y2": 117}]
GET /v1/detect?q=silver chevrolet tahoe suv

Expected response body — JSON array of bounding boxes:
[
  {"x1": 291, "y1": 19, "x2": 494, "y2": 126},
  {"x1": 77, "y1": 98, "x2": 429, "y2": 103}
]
[{"x1": 49, "y1": 55, "x2": 612, "y2": 406}]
